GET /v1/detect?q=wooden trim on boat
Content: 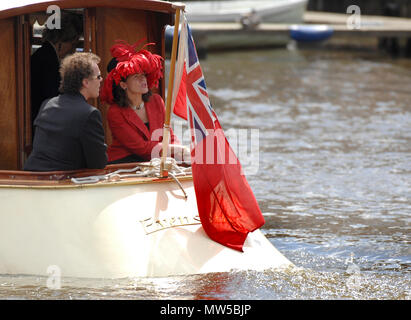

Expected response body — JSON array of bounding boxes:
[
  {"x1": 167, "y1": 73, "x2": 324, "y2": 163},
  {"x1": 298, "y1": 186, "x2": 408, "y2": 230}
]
[
  {"x1": 15, "y1": 14, "x2": 33, "y2": 168},
  {"x1": 23, "y1": 15, "x2": 33, "y2": 163},
  {"x1": 0, "y1": 175, "x2": 193, "y2": 189},
  {"x1": 0, "y1": 162, "x2": 192, "y2": 189},
  {"x1": 0, "y1": 0, "x2": 176, "y2": 19},
  {"x1": 16, "y1": 15, "x2": 25, "y2": 169},
  {"x1": 0, "y1": 17, "x2": 19, "y2": 170}
]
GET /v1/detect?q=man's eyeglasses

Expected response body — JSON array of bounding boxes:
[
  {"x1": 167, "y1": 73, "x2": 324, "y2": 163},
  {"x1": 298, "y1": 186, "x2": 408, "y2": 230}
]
[{"x1": 91, "y1": 74, "x2": 103, "y2": 80}]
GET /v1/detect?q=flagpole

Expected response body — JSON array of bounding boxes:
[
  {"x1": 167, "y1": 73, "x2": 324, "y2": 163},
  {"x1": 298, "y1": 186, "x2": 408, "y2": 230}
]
[{"x1": 160, "y1": 3, "x2": 185, "y2": 177}]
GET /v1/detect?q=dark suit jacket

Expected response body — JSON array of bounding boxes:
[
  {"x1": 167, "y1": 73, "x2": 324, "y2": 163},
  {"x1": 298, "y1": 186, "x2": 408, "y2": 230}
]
[
  {"x1": 24, "y1": 93, "x2": 108, "y2": 171},
  {"x1": 30, "y1": 41, "x2": 60, "y2": 132},
  {"x1": 107, "y1": 94, "x2": 178, "y2": 162}
]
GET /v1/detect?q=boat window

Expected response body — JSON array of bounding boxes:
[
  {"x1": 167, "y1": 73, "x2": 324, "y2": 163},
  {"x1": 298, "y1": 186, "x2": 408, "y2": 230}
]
[
  {"x1": 26, "y1": 9, "x2": 85, "y2": 155},
  {"x1": 30, "y1": 9, "x2": 84, "y2": 54}
]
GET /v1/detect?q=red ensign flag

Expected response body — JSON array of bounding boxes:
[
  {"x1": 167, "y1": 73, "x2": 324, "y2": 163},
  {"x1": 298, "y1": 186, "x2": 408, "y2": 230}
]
[{"x1": 171, "y1": 15, "x2": 265, "y2": 251}]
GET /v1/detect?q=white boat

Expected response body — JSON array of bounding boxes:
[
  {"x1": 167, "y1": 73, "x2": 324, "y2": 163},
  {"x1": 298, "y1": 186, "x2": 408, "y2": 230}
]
[
  {"x1": 0, "y1": 162, "x2": 292, "y2": 278},
  {"x1": 166, "y1": 0, "x2": 309, "y2": 52},
  {"x1": 185, "y1": 0, "x2": 308, "y2": 24},
  {"x1": 0, "y1": 0, "x2": 293, "y2": 279}
]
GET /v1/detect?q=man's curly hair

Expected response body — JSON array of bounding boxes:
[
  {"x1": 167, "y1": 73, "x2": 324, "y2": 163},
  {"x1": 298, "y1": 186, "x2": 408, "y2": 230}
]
[{"x1": 59, "y1": 52, "x2": 100, "y2": 94}]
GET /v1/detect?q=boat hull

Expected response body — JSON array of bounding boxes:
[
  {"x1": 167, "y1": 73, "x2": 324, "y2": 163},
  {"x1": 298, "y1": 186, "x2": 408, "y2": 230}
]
[{"x1": 0, "y1": 177, "x2": 292, "y2": 278}]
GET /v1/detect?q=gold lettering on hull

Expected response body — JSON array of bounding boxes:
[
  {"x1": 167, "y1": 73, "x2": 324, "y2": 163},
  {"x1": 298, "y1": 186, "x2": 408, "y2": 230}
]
[{"x1": 140, "y1": 215, "x2": 201, "y2": 234}]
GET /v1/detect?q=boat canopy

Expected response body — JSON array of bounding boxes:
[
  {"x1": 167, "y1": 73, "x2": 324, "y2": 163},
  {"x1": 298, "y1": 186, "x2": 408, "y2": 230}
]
[{"x1": 0, "y1": 0, "x2": 175, "y2": 170}]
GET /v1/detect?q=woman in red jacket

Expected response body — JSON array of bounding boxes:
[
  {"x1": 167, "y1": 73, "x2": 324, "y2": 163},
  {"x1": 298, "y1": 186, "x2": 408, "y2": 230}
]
[{"x1": 101, "y1": 40, "x2": 189, "y2": 164}]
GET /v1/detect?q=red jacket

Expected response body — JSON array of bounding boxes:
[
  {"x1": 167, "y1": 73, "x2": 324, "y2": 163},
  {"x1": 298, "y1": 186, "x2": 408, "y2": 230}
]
[{"x1": 107, "y1": 94, "x2": 178, "y2": 162}]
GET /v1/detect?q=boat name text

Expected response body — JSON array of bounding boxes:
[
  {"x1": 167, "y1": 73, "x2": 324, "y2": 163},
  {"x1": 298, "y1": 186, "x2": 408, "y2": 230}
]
[{"x1": 140, "y1": 215, "x2": 201, "y2": 234}]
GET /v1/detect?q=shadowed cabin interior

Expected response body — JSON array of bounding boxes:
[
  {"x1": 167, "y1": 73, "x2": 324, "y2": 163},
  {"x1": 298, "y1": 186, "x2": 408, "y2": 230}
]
[{"x1": 0, "y1": 3, "x2": 172, "y2": 171}]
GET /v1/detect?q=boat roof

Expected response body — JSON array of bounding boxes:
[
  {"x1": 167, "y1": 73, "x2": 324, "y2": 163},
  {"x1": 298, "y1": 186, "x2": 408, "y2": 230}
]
[{"x1": 0, "y1": 0, "x2": 176, "y2": 19}]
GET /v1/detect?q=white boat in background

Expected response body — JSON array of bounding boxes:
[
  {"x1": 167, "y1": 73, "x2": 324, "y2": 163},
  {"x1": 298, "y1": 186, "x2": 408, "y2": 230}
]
[
  {"x1": 164, "y1": 0, "x2": 309, "y2": 52},
  {"x1": 185, "y1": 0, "x2": 308, "y2": 24}
]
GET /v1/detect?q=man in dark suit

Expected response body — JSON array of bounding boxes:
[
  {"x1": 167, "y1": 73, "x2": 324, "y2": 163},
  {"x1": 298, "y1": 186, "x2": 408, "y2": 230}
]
[
  {"x1": 30, "y1": 12, "x2": 83, "y2": 136},
  {"x1": 24, "y1": 52, "x2": 107, "y2": 171}
]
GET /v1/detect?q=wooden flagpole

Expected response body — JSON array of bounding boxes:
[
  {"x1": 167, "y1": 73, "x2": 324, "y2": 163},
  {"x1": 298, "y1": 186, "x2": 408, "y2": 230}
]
[{"x1": 160, "y1": 2, "x2": 185, "y2": 177}]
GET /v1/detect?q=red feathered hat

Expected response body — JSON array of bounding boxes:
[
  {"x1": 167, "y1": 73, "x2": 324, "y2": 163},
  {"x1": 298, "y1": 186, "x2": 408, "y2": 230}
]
[{"x1": 100, "y1": 40, "x2": 163, "y2": 104}]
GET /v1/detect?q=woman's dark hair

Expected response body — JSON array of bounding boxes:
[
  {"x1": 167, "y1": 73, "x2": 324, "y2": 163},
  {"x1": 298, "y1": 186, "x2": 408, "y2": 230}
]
[
  {"x1": 107, "y1": 57, "x2": 118, "y2": 73},
  {"x1": 112, "y1": 81, "x2": 152, "y2": 107},
  {"x1": 59, "y1": 52, "x2": 100, "y2": 94}
]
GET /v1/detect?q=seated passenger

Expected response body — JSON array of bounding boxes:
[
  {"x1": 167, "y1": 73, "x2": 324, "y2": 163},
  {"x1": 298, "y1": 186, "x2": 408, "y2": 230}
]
[
  {"x1": 24, "y1": 52, "x2": 107, "y2": 171},
  {"x1": 100, "y1": 40, "x2": 189, "y2": 164},
  {"x1": 31, "y1": 12, "x2": 83, "y2": 136}
]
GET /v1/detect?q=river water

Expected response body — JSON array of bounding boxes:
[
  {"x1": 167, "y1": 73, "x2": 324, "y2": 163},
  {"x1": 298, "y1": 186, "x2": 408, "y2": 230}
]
[{"x1": 1, "y1": 48, "x2": 410, "y2": 300}]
